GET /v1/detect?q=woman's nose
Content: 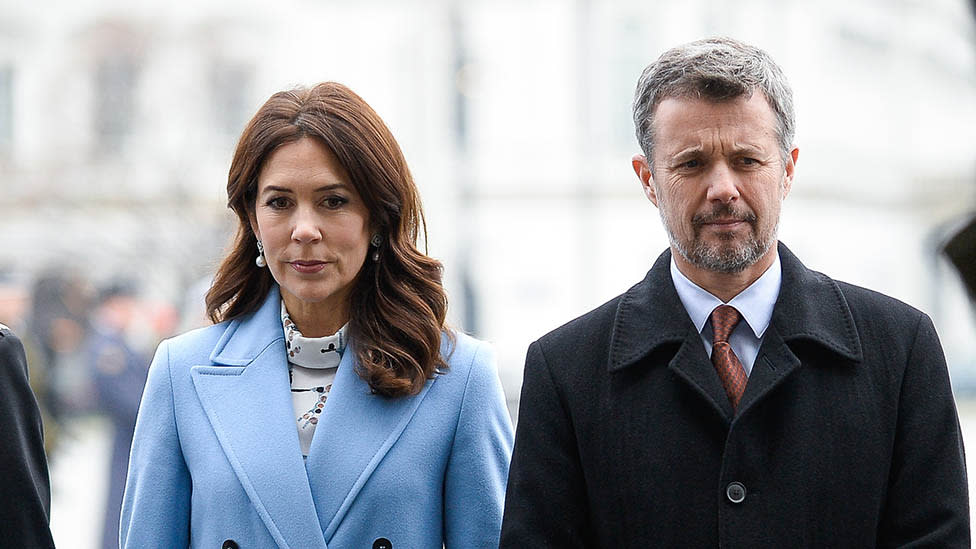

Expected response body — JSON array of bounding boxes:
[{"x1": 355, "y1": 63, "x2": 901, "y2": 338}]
[{"x1": 291, "y1": 208, "x2": 322, "y2": 242}]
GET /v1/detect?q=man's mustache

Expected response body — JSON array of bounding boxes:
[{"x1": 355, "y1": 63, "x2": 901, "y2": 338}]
[{"x1": 692, "y1": 203, "x2": 757, "y2": 227}]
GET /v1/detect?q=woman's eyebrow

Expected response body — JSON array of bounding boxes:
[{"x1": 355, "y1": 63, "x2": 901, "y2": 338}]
[{"x1": 259, "y1": 183, "x2": 347, "y2": 195}]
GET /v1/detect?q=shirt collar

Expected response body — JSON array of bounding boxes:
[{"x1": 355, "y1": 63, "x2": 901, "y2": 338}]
[
  {"x1": 670, "y1": 252, "x2": 782, "y2": 338},
  {"x1": 280, "y1": 299, "x2": 347, "y2": 369}
]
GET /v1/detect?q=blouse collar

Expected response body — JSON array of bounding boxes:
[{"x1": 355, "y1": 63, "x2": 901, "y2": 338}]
[{"x1": 280, "y1": 300, "x2": 347, "y2": 369}]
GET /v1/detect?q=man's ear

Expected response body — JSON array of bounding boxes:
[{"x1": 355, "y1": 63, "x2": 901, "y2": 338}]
[
  {"x1": 782, "y1": 147, "x2": 799, "y2": 199},
  {"x1": 632, "y1": 153, "x2": 659, "y2": 207}
]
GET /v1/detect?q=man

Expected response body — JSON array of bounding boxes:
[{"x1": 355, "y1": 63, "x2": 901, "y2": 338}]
[
  {"x1": 500, "y1": 37, "x2": 969, "y2": 547},
  {"x1": 0, "y1": 323, "x2": 56, "y2": 547}
]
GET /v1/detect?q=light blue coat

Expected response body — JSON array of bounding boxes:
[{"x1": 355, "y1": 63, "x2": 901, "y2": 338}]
[{"x1": 120, "y1": 287, "x2": 514, "y2": 548}]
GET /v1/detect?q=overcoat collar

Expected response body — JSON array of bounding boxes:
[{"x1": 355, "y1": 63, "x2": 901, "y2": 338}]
[
  {"x1": 767, "y1": 243, "x2": 862, "y2": 362},
  {"x1": 189, "y1": 286, "x2": 435, "y2": 547},
  {"x1": 608, "y1": 243, "x2": 863, "y2": 419}
]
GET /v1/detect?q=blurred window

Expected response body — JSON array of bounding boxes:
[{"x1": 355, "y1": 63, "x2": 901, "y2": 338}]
[
  {"x1": 95, "y1": 56, "x2": 137, "y2": 153},
  {"x1": 610, "y1": 16, "x2": 648, "y2": 152},
  {"x1": 0, "y1": 66, "x2": 13, "y2": 148},
  {"x1": 211, "y1": 62, "x2": 253, "y2": 137}
]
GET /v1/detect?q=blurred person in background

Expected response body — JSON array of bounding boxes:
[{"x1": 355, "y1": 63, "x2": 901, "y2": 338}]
[
  {"x1": 0, "y1": 270, "x2": 30, "y2": 332},
  {"x1": 0, "y1": 323, "x2": 56, "y2": 547},
  {"x1": 85, "y1": 280, "x2": 149, "y2": 549},
  {"x1": 24, "y1": 272, "x2": 96, "y2": 457},
  {"x1": 501, "y1": 37, "x2": 969, "y2": 547},
  {"x1": 121, "y1": 82, "x2": 513, "y2": 548}
]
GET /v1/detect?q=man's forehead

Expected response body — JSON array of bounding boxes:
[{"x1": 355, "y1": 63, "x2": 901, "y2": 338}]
[{"x1": 651, "y1": 94, "x2": 779, "y2": 150}]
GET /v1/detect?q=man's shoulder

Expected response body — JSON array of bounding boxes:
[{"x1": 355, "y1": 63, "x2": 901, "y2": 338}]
[
  {"x1": 534, "y1": 252, "x2": 675, "y2": 357},
  {"x1": 0, "y1": 327, "x2": 29, "y2": 381},
  {"x1": 778, "y1": 244, "x2": 929, "y2": 336},
  {"x1": 535, "y1": 292, "x2": 626, "y2": 352},
  {"x1": 786, "y1": 259, "x2": 930, "y2": 349},
  {"x1": 833, "y1": 278, "x2": 918, "y2": 309},
  {"x1": 833, "y1": 278, "x2": 928, "y2": 329},
  {"x1": 0, "y1": 325, "x2": 22, "y2": 354}
]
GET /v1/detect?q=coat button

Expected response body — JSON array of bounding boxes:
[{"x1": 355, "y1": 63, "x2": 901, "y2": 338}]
[
  {"x1": 373, "y1": 539, "x2": 392, "y2": 549},
  {"x1": 221, "y1": 541, "x2": 239, "y2": 549},
  {"x1": 726, "y1": 481, "x2": 746, "y2": 503}
]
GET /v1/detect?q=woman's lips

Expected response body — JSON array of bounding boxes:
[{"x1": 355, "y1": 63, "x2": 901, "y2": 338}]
[{"x1": 289, "y1": 261, "x2": 328, "y2": 274}]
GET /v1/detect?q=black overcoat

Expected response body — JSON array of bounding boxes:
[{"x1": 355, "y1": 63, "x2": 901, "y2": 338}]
[
  {"x1": 500, "y1": 243, "x2": 969, "y2": 547},
  {"x1": 0, "y1": 326, "x2": 55, "y2": 547}
]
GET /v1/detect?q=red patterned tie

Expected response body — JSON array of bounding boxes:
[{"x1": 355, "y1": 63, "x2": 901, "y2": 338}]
[{"x1": 711, "y1": 305, "x2": 748, "y2": 410}]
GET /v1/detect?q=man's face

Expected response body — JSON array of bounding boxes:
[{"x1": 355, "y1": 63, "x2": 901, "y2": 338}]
[{"x1": 633, "y1": 93, "x2": 797, "y2": 275}]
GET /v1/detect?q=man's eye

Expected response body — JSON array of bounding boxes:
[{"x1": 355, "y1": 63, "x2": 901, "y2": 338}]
[
  {"x1": 740, "y1": 157, "x2": 758, "y2": 165},
  {"x1": 681, "y1": 159, "x2": 701, "y2": 169}
]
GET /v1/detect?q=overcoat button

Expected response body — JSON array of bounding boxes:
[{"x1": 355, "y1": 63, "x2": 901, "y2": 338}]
[
  {"x1": 373, "y1": 538, "x2": 392, "y2": 549},
  {"x1": 221, "y1": 540, "x2": 239, "y2": 549},
  {"x1": 726, "y1": 481, "x2": 747, "y2": 503}
]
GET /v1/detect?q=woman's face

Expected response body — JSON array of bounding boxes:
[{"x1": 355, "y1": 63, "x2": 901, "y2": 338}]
[{"x1": 250, "y1": 137, "x2": 371, "y2": 331}]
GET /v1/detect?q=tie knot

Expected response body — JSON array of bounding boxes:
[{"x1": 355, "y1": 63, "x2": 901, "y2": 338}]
[{"x1": 711, "y1": 305, "x2": 741, "y2": 344}]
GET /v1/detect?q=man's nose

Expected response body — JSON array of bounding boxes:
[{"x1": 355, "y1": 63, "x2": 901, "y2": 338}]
[{"x1": 704, "y1": 163, "x2": 740, "y2": 204}]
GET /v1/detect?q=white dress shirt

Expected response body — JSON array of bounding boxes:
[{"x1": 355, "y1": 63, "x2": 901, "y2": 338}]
[{"x1": 670, "y1": 253, "x2": 782, "y2": 376}]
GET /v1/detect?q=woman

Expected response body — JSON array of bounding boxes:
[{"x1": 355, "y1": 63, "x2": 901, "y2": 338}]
[{"x1": 121, "y1": 83, "x2": 513, "y2": 548}]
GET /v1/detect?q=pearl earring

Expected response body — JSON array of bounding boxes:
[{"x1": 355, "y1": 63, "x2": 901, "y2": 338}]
[
  {"x1": 370, "y1": 234, "x2": 382, "y2": 262},
  {"x1": 255, "y1": 240, "x2": 267, "y2": 268}
]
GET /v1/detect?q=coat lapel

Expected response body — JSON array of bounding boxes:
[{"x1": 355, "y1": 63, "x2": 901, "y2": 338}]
[
  {"x1": 767, "y1": 244, "x2": 863, "y2": 362},
  {"x1": 668, "y1": 332, "x2": 736, "y2": 420},
  {"x1": 735, "y1": 324, "x2": 801, "y2": 416},
  {"x1": 734, "y1": 244, "x2": 863, "y2": 418},
  {"x1": 190, "y1": 287, "x2": 328, "y2": 549},
  {"x1": 609, "y1": 249, "x2": 734, "y2": 420},
  {"x1": 609, "y1": 245, "x2": 864, "y2": 422},
  {"x1": 304, "y1": 343, "x2": 437, "y2": 541}
]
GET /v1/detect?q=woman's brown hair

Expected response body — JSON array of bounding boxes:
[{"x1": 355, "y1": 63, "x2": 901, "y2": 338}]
[{"x1": 206, "y1": 82, "x2": 450, "y2": 397}]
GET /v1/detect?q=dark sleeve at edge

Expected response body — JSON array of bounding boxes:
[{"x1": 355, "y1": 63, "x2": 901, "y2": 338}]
[{"x1": 0, "y1": 331, "x2": 56, "y2": 548}]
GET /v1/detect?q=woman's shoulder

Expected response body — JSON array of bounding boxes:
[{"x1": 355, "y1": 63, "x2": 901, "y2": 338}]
[
  {"x1": 432, "y1": 331, "x2": 510, "y2": 430},
  {"x1": 439, "y1": 330, "x2": 500, "y2": 384},
  {"x1": 155, "y1": 320, "x2": 231, "y2": 364},
  {"x1": 443, "y1": 330, "x2": 489, "y2": 364}
]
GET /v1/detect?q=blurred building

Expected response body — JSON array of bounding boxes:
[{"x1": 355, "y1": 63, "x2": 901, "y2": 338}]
[
  {"x1": 2, "y1": 0, "x2": 974, "y2": 394},
  {"x1": 0, "y1": 1, "x2": 975, "y2": 543}
]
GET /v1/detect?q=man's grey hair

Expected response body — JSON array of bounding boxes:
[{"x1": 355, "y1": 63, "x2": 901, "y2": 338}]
[{"x1": 633, "y1": 37, "x2": 795, "y2": 168}]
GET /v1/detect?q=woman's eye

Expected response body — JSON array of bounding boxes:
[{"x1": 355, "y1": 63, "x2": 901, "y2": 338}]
[
  {"x1": 267, "y1": 197, "x2": 290, "y2": 209},
  {"x1": 324, "y1": 196, "x2": 347, "y2": 209}
]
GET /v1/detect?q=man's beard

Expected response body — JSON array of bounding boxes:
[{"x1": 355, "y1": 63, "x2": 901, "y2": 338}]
[{"x1": 664, "y1": 203, "x2": 776, "y2": 274}]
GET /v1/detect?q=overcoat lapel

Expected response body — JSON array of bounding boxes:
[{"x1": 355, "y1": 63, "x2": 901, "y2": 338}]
[
  {"x1": 609, "y1": 244, "x2": 863, "y2": 422},
  {"x1": 609, "y1": 250, "x2": 734, "y2": 420},
  {"x1": 668, "y1": 334, "x2": 736, "y2": 420},
  {"x1": 304, "y1": 346, "x2": 437, "y2": 540},
  {"x1": 737, "y1": 244, "x2": 863, "y2": 417},
  {"x1": 190, "y1": 288, "x2": 328, "y2": 549},
  {"x1": 735, "y1": 325, "x2": 801, "y2": 417}
]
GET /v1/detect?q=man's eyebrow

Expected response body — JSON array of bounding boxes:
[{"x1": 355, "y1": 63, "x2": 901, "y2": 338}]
[
  {"x1": 670, "y1": 146, "x2": 703, "y2": 160},
  {"x1": 730, "y1": 143, "x2": 766, "y2": 155}
]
